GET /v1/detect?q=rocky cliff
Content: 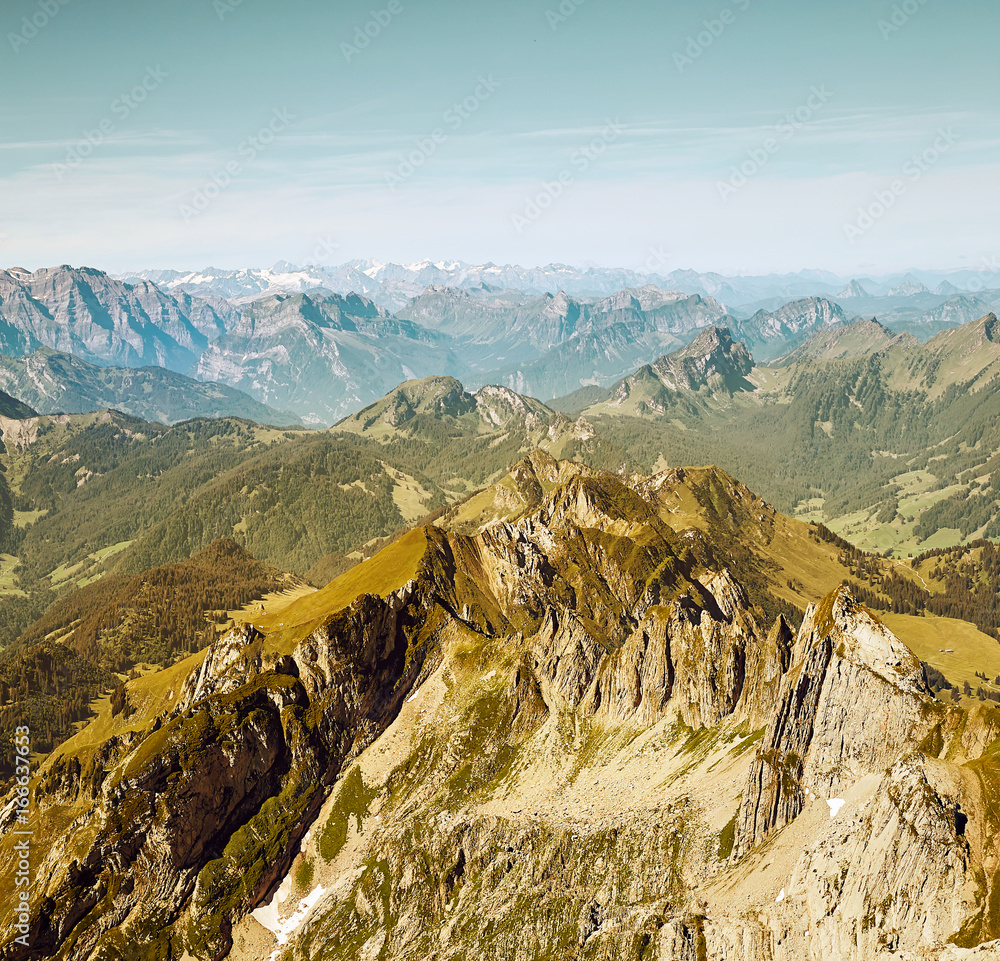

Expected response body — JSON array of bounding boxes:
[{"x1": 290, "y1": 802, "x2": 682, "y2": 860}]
[
  {"x1": 0, "y1": 266, "x2": 233, "y2": 372},
  {"x1": 2, "y1": 454, "x2": 999, "y2": 961}
]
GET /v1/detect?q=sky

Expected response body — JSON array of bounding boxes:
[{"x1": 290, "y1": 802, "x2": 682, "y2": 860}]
[{"x1": 1, "y1": 0, "x2": 998, "y2": 275}]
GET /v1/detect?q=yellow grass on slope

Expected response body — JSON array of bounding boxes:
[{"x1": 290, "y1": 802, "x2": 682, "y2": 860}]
[
  {"x1": 256, "y1": 526, "x2": 430, "y2": 654},
  {"x1": 881, "y1": 612, "x2": 1000, "y2": 695}
]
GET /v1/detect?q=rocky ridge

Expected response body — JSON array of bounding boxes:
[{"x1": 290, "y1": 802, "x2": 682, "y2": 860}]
[
  {"x1": 1, "y1": 454, "x2": 999, "y2": 960},
  {"x1": 0, "y1": 266, "x2": 234, "y2": 372}
]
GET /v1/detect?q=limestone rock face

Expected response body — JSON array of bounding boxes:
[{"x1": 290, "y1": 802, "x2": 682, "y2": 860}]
[
  {"x1": 671, "y1": 571, "x2": 760, "y2": 729},
  {"x1": 733, "y1": 587, "x2": 933, "y2": 859},
  {"x1": 778, "y1": 756, "x2": 974, "y2": 960},
  {"x1": 178, "y1": 624, "x2": 264, "y2": 711},
  {"x1": 739, "y1": 613, "x2": 794, "y2": 728},
  {"x1": 583, "y1": 607, "x2": 674, "y2": 725},
  {"x1": 7, "y1": 459, "x2": 1000, "y2": 961},
  {"x1": 530, "y1": 607, "x2": 606, "y2": 710}
]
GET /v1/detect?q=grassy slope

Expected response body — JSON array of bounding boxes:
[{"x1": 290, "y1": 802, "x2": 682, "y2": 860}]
[
  {"x1": 255, "y1": 527, "x2": 430, "y2": 654},
  {"x1": 881, "y1": 612, "x2": 1000, "y2": 694}
]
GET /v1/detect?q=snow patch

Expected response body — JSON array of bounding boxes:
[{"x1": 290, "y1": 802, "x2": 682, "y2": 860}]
[
  {"x1": 254, "y1": 883, "x2": 327, "y2": 955},
  {"x1": 827, "y1": 798, "x2": 846, "y2": 818},
  {"x1": 776, "y1": 888, "x2": 785, "y2": 902}
]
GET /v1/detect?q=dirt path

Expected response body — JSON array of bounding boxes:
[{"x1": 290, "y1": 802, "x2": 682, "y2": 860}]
[{"x1": 894, "y1": 559, "x2": 929, "y2": 590}]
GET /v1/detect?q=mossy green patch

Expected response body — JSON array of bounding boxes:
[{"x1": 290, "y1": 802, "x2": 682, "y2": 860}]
[
  {"x1": 188, "y1": 776, "x2": 318, "y2": 957},
  {"x1": 319, "y1": 766, "x2": 378, "y2": 862},
  {"x1": 294, "y1": 856, "x2": 314, "y2": 892},
  {"x1": 718, "y1": 812, "x2": 738, "y2": 860}
]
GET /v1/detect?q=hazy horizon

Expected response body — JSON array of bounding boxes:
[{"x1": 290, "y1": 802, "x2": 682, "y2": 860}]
[{"x1": 6, "y1": 260, "x2": 998, "y2": 290}]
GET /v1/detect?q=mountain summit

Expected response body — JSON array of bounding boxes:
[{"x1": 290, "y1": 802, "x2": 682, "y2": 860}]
[
  {"x1": 6, "y1": 454, "x2": 997, "y2": 959},
  {"x1": 598, "y1": 326, "x2": 756, "y2": 416},
  {"x1": 837, "y1": 279, "x2": 871, "y2": 299},
  {"x1": 651, "y1": 325, "x2": 754, "y2": 391}
]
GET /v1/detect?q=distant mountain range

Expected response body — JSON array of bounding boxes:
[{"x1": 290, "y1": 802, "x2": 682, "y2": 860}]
[
  {"x1": 121, "y1": 259, "x2": 1000, "y2": 311},
  {"x1": 396, "y1": 284, "x2": 735, "y2": 398},
  {"x1": 730, "y1": 297, "x2": 849, "y2": 360},
  {"x1": 193, "y1": 290, "x2": 467, "y2": 424},
  {"x1": 0, "y1": 262, "x2": 997, "y2": 427},
  {"x1": 0, "y1": 266, "x2": 236, "y2": 371},
  {"x1": 0, "y1": 348, "x2": 300, "y2": 425}
]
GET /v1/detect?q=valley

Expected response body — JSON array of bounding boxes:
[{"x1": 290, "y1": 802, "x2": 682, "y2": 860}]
[{"x1": 8, "y1": 0, "x2": 997, "y2": 954}]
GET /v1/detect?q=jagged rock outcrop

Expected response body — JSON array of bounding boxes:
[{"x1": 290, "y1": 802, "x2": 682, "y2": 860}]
[
  {"x1": 178, "y1": 624, "x2": 264, "y2": 711},
  {"x1": 739, "y1": 613, "x2": 794, "y2": 729},
  {"x1": 583, "y1": 607, "x2": 674, "y2": 725},
  {"x1": 732, "y1": 587, "x2": 932, "y2": 858},
  {"x1": 530, "y1": 607, "x2": 606, "y2": 710},
  {"x1": 6, "y1": 456, "x2": 1000, "y2": 961}
]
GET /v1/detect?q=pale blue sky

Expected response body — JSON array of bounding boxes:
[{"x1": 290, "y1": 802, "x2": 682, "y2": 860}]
[{"x1": 1, "y1": 0, "x2": 997, "y2": 274}]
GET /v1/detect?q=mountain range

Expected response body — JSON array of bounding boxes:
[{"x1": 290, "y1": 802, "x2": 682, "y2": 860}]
[
  {"x1": 0, "y1": 266, "x2": 235, "y2": 371},
  {"x1": 3, "y1": 449, "x2": 999, "y2": 959},
  {"x1": 2, "y1": 264, "x2": 999, "y2": 426},
  {"x1": 4, "y1": 263, "x2": 1000, "y2": 560},
  {"x1": 121, "y1": 259, "x2": 1000, "y2": 312},
  {"x1": 565, "y1": 311, "x2": 1000, "y2": 559},
  {"x1": 1, "y1": 297, "x2": 1000, "y2": 957},
  {"x1": 193, "y1": 291, "x2": 462, "y2": 425}
]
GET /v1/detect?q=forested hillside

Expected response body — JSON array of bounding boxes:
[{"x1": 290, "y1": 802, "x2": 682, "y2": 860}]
[
  {"x1": 577, "y1": 315, "x2": 1000, "y2": 556},
  {"x1": 0, "y1": 540, "x2": 287, "y2": 778}
]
